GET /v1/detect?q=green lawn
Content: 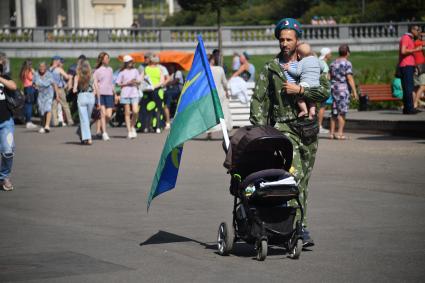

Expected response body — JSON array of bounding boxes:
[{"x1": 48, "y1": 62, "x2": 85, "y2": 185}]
[
  {"x1": 223, "y1": 50, "x2": 399, "y2": 84},
  {"x1": 9, "y1": 50, "x2": 399, "y2": 88}
]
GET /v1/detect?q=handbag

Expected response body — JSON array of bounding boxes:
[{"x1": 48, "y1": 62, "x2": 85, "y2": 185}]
[
  {"x1": 6, "y1": 89, "x2": 25, "y2": 113},
  {"x1": 325, "y1": 93, "x2": 333, "y2": 105},
  {"x1": 416, "y1": 64, "x2": 425, "y2": 75},
  {"x1": 140, "y1": 76, "x2": 154, "y2": 92},
  {"x1": 91, "y1": 107, "x2": 101, "y2": 121},
  {"x1": 289, "y1": 117, "x2": 319, "y2": 145}
]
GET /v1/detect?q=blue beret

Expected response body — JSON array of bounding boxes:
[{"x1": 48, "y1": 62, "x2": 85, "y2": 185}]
[
  {"x1": 274, "y1": 18, "x2": 303, "y2": 39},
  {"x1": 52, "y1": 55, "x2": 64, "y2": 62}
]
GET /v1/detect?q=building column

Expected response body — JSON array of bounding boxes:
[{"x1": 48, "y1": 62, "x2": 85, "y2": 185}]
[
  {"x1": 67, "y1": 0, "x2": 75, "y2": 27},
  {"x1": 168, "y1": 0, "x2": 174, "y2": 16},
  {"x1": 22, "y1": 0, "x2": 37, "y2": 27},
  {"x1": 0, "y1": 0, "x2": 10, "y2": 27},
  {"x1": 15, "y1": 0, "x2": 22, "y2": 27}
]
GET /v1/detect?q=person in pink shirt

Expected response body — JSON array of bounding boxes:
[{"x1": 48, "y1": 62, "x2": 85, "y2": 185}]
[
  {"x1": 399, "y1": 25, "x2": 422, "y2": 114},
  {"x1": 93, "y1": 52, "x2": 114, "y2": 141},
  {"x1": 19, "y1": 59, "x2": 38, "y2": 129},
  {"x1": 413, "y1": 33, "x2": 425, "y2": 108},
  {"x1": 116, "y1": 55, "x2": 141, "y2": 139}
]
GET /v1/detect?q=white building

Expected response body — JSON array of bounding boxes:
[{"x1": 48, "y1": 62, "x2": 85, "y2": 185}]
[{"x1": 0, "y1": 0, "x2": 134, "y2": 28}]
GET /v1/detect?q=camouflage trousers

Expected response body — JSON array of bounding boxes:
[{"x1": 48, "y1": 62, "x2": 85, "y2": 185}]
[{"x1": 275, "y1": 123, "x2": 318, "y2": 228}]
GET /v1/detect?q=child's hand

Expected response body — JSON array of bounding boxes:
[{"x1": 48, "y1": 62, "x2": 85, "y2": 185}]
[{"x1": 283, "y1": 63, "x2": 289, "y2": 71}]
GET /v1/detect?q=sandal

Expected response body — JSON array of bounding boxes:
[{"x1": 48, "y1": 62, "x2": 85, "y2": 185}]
[
  {"x1": 329, "y1": 134, "x2": 335, "y2": 140},
  {"x1": 336, "y1": 135, "x2": 348, "y2": 140}
]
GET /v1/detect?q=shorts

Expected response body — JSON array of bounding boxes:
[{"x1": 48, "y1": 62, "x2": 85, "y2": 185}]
[
  {"x1": 414, "y1": 72, "x2": 425, "y2": 86},
  {"x1": 100, "y1": 95, "x2": 114, "y2": 108},
  {"x1": 120, "y1": 97, "x2": 140, "y2": 105}
]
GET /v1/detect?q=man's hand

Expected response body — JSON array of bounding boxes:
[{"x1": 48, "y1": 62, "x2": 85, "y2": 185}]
[{"x1": 283, "y1": 82, "x2": 302, "y2": 95}]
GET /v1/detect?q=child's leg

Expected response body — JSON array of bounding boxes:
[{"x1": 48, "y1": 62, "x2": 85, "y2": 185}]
[
  {"x1": 309, "y1": 103, "x2": 316, "y2": 119},
  {"x1": 298, "y1": 100, "x2": 308, "y2": 117}
]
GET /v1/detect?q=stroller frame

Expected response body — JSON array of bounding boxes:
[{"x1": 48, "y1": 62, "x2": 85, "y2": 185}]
[{"x1": 217, "y1": 126, "x2": 304, "y2": 261}]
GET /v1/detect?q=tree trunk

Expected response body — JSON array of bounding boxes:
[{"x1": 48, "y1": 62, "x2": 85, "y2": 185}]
[{"x1": 217, "y1": 7, "x2": 223, "y2": 66}]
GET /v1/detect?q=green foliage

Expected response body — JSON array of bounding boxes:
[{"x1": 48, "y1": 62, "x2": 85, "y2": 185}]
[
  {"x1": 177, "y1": 0, "x2": 243, "y2": 11},
  {"x1": 305, "y1": 0, "x2": 425, "y2": 23},
  {"x1": 164, "y1": 0, "x2": 424, "y2": 26},
  {"x1": 9, "y1": 50, "x2": 398, "y2": 85},
  {"x1": 166, "y1": 0, "x2": 312, "y2": 26}
]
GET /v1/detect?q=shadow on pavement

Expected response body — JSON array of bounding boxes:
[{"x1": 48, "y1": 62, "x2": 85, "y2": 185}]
[
  {"x1": 64, "y1": 141, "x2": 83, "y2": 145},
  {"x1": 192, "y1": 137, "x2": 223, "y2": 142},
  {"x1": 140, "y1": 230, "x2": 215, "y2": 250},
  {"x1": 140, "y1": 230, "x2": 310, "y2": 260},
  {"x1": 356, "y1": 135, "x2": 417, "y2": 141}
]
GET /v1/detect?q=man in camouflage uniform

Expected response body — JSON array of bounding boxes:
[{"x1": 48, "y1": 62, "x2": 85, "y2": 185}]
[{"x1": 250, "y1": 18, "x2": 329, "y2": 247}]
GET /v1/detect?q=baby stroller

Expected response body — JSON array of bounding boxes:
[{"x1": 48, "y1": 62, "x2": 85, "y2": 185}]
[{"x1": 217, "y1": 125, "x2": 304, "y2": 261}]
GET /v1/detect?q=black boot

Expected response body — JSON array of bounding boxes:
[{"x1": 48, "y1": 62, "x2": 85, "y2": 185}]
[{"x1": 302, "y1": 228, "x2": 315, "y2": 247}]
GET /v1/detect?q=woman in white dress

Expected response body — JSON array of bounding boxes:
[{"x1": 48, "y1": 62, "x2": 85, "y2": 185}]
[{"x1": 207, "y1": 54, "x2": 233, "y2": 139}]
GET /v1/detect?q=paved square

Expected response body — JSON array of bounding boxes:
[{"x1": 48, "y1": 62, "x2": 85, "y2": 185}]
[{"x1": 1, "y1": 126, "x2": 424, "y2": 282}]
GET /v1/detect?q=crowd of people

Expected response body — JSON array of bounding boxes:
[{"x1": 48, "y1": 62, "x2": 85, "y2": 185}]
[
  {"x1": 0, "y1": 48, "x2": 260, "y2": 191},
  {"x1": 310, "y1": 16, "x2": 337, "y2": 25},
  {"x1": 16, "y1": 52, "x2": 189, "y2": 143}
]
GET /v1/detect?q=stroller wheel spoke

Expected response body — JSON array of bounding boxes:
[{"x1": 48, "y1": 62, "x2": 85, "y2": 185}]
[{"x1": 217, "y1": 222, "x2": 233, "y2": 256}]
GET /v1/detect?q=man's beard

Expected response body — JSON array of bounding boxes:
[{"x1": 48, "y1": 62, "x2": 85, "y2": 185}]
[{"x1": 282, "y1": 48, "x2": 296, "y2": 59}]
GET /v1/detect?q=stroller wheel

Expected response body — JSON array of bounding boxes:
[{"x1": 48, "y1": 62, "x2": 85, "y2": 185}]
[
  {"x1": 288, "y1": 238, "x2": 302, "y2": 260},
  {"x1": 256, "y1": 239, "x2": 267, "y2": 261},
  {"x1": 217, "y1": 222, "x2": 233, "y2": 256}
]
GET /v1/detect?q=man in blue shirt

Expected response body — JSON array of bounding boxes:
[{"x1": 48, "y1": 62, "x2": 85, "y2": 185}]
[{"x1": 50, "y1": 56, "x2": 73, "y2": 126}]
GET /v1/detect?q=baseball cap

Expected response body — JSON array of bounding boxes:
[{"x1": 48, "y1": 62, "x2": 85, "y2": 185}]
[
  {"x1": 151, "y1": 55, "x2": 160, "y2": 63},
  {"x1": 123, "y1": 55, "x2": 133, "y2": 63},
  {"x1": 319, "y1": 47, "x2": 331, "y2": 60}
]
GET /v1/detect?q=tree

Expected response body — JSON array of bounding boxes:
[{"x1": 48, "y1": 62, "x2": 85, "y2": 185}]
[{"x1": 177, "y1": 0, "x2": 244, "y2": 65}]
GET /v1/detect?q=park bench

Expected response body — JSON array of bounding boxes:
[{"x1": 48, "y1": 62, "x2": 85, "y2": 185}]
[
  {"x1": 229, "y1": 81, "x2": 255, "y2": 127},
  {"x1": 359, "y1": 84, "x2": 399, "y2": 102}
]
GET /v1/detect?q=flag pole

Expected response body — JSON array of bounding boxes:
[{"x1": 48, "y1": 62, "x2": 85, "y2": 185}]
[
  {"x1": 220, "y1": 118, "x2": 230, "y2": 150},
  {"x1": 197, "y1": 34, "x2": 230, "y2": 150}
]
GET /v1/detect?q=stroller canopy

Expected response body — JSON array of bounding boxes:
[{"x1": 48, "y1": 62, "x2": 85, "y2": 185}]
[{"x1": 223, "y1": 126, "x2": 293, "y2": 176}]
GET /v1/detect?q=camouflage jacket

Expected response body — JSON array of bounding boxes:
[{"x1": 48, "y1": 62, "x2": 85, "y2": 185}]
[{"x1": 250, "y1": 54, "x2": 330, "y2": 126}]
